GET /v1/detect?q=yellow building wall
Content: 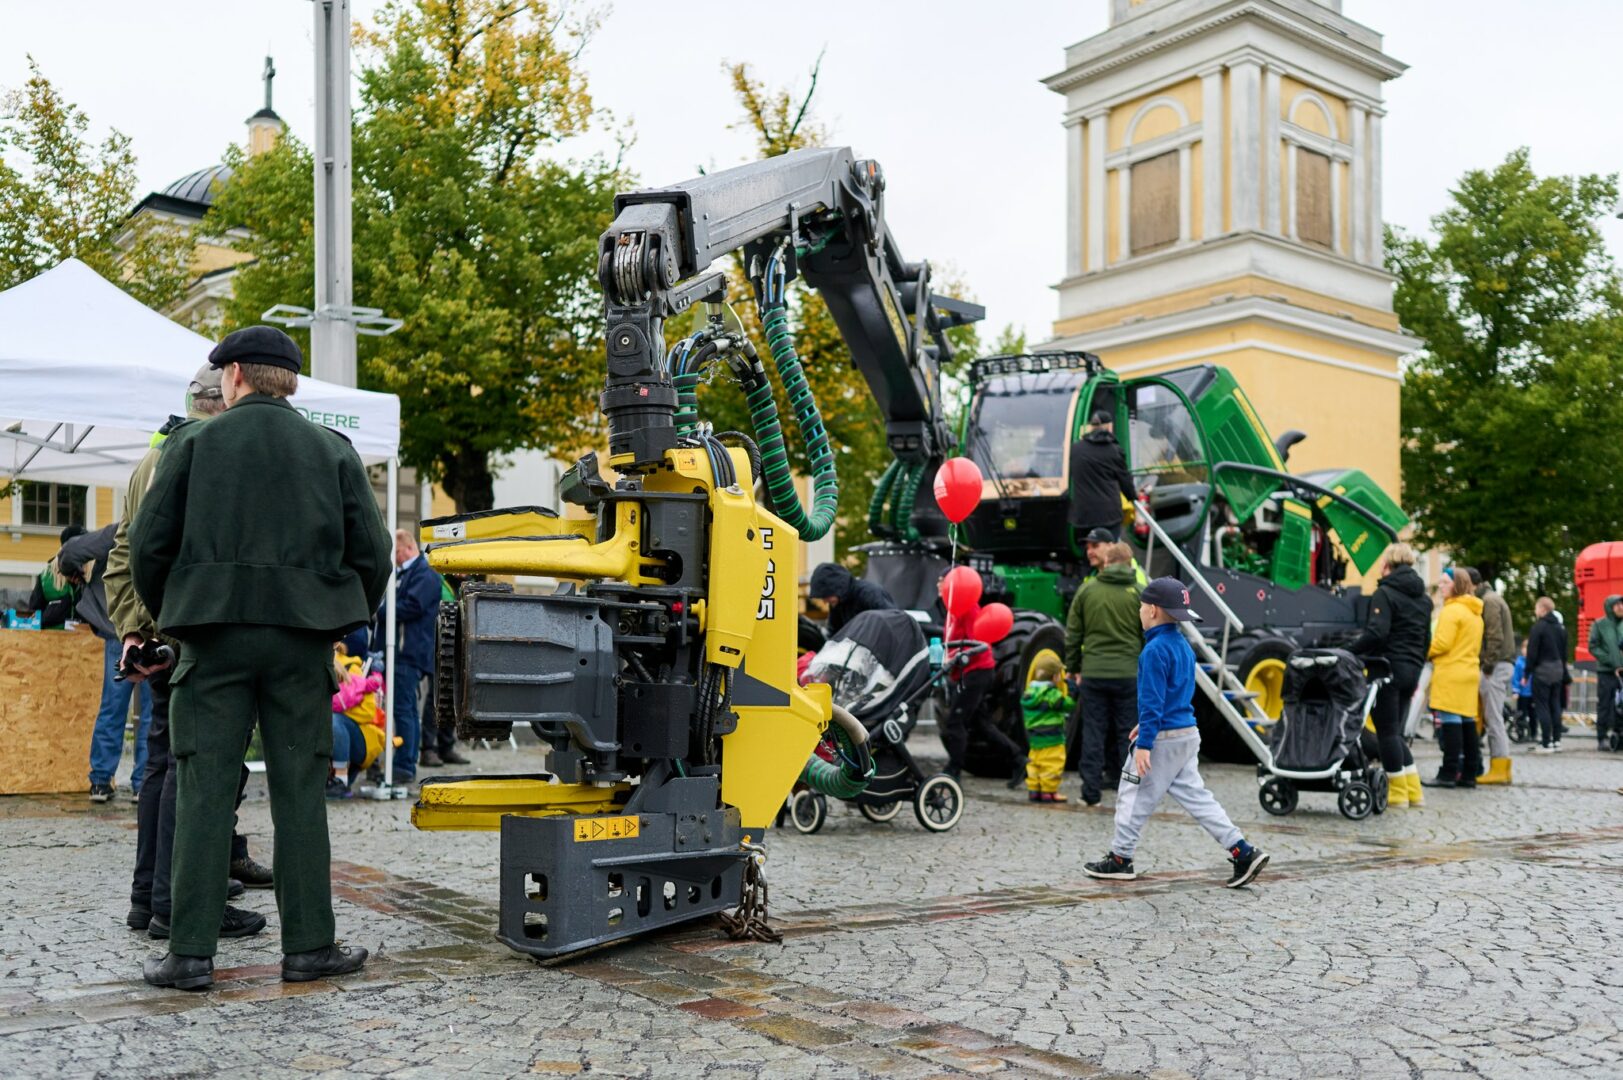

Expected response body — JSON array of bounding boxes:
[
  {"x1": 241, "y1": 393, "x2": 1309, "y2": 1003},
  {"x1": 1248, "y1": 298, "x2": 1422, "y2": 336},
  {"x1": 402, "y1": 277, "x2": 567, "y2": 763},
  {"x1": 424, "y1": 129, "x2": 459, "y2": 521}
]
[
  {"x1": 1281, "y1": 77, "x2": 1348, "y2": 138},
  {"x1": 1110, "y1": 78, "x2": 1203, "y2": 150},
  {"x1": 1221, "y1": 71, "x2": 1232, "y2": 234},
  {"x1": 1052, "y1": 274, "x2": 1402, "y2": 338}
]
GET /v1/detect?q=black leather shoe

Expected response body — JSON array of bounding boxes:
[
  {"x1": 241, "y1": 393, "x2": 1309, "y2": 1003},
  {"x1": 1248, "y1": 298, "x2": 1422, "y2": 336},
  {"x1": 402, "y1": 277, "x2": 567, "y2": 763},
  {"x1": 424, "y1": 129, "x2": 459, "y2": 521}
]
[
  {"x1": 228, "y1": 878, "x2": 245, "y2": 899},
  {"x1": 419, "y1": 749, "x2": 445, "y2": 768},
  {"x1": 127, "y1": 904, "x2": 153, "y2": 930},
  {"x1": 282, "y1": 944, "x2": 368, "y2": 983},
  {"x1": 143, "y1": 952, "x2": 213, "y2": 991},
  {"x1": 439, "y1": 748, "x2": 471, "y2": 765},
  {"x1": 148, "y1": 905, "x2": 268, "y2": 941},
  {"x1": 229, "y1": 856, "x2": 274, "y2": 889}
]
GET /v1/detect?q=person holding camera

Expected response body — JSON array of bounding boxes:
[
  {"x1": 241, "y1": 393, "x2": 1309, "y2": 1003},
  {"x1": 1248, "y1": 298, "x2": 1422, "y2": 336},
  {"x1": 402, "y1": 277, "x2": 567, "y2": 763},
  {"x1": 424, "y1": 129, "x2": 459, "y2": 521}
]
[
  {"x1": 131, "y1": 327, "x2": 392, "y2": 991},
  {"x1": 58, "y1": 521, "x2": 155, "y2": 803},
  {"x1": 105, "y1": 364, "x2": 272, "y2": 942}
]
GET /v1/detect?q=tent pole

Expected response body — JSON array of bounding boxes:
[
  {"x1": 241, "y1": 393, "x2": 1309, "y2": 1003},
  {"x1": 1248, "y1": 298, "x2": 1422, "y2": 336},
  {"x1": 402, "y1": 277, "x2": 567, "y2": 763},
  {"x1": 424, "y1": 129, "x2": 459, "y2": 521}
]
[{"x1": 383, "y1": 455, "x2": 399, "y2": 795}]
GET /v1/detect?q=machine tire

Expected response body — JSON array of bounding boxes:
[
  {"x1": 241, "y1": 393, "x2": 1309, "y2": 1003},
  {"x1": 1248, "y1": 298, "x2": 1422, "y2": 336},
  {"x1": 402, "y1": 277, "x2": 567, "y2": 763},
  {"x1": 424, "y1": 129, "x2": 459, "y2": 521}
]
[
  {"x1": 962, "y1": 612, "x2": 1066, "y2": 778},
  {"x1": 913, "y1": 774, "x2": 964, "y2": 832},
  {"x1": 1259, "y1": 776, "x2": 1297, "y2": 816},
  {"x1": 1338, "y1": 780, "x2": 1375, "y2": 821},
  {"x1": 789, "y1": 790, "x2": 827, "y2": 834},
  {"x1": 858, "y1": 800, "x2": 903, "y2": 824}
]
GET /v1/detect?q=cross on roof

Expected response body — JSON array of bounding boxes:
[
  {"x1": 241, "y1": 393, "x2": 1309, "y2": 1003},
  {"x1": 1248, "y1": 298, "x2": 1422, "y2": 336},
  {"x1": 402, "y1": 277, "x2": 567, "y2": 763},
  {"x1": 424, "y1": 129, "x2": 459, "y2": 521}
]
[{"x1": 263, "y1": 55, "x2": 276, "y2": 112}]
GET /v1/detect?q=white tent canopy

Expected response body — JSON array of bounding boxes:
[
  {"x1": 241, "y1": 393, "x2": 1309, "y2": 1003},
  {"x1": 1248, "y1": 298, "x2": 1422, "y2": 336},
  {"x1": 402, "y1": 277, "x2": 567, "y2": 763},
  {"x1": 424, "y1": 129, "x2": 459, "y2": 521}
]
[{"x1": 0, "y1": 259, "x2": 400, "y2": 486}]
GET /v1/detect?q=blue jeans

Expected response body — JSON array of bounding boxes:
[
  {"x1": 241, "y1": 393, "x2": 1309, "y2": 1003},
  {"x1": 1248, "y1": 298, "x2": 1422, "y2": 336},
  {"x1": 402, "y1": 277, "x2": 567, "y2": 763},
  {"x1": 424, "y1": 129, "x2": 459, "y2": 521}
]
[
  {"x1": 391, "y1": 661, "x2": 422, "y2": 780},
  {"x1": 88, "y1": 637, "x2": 154, "y2": 789},
  {"x1": 331, "y1": 714, "x2": 367, "y2": 774}
]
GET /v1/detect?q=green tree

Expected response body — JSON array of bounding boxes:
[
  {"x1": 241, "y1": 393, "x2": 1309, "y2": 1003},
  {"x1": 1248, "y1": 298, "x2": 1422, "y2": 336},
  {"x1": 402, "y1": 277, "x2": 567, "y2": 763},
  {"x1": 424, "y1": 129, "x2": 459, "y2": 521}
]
[
  {"x1": 697, "y1": 59, "x2": 979, "y2": 559},
  {"x1": 206, "y1": 1, "x2": 622, "y2": 511},
  {"x1": 0, "y1": 58, "x2": 193, "y2": 306},
  {"x1": 1388, "y1": 148, "x2": 1623, "y2": 618}
]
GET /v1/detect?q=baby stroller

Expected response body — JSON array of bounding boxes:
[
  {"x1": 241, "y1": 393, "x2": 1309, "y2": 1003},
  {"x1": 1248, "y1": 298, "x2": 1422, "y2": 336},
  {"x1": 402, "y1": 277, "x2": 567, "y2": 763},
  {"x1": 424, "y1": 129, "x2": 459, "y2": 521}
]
[
  {"x1": 1257, "y1": 649, "x2": 1391, "y2": 820},
  {"x1": 785, "y1": 609, "x2": 967, "y2": 834}
]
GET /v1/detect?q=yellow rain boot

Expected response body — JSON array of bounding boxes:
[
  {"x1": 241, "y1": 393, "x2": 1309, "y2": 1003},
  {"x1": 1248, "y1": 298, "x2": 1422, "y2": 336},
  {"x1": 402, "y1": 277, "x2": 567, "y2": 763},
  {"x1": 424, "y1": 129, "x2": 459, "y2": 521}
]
[
  {"x1": 1404, "y1": 767, "x2": 1424, "y2": 807},
  {"x1": 1479, "y1": 757, "x2": 1512, "y2": 785},
  {"x1": 1385, "y1": 772, "x2": 1410, "y2": 808}
]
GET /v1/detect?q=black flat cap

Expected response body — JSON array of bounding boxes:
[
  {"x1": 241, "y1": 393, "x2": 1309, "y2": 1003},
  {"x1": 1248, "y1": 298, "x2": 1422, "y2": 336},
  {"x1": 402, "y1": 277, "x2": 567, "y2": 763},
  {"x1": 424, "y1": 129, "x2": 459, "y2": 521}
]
[{"x1": 208, "y1": 325, "x2": 303, "y2": 373}]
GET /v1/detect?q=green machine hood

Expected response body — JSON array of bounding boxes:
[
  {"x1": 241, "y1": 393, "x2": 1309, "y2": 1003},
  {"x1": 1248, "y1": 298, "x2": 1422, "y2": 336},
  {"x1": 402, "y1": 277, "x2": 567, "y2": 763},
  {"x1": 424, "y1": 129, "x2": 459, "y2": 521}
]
[{"x1": 1298, "y1": 468, "x2": 1409, "y2": 575}]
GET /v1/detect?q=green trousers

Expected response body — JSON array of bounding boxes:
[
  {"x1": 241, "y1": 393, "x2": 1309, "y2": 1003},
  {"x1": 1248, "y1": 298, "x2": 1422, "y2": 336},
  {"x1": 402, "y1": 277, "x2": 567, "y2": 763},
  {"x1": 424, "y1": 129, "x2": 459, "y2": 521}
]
[{"x1": 169, "y1": 625, "x2": 336, "y2": 957}]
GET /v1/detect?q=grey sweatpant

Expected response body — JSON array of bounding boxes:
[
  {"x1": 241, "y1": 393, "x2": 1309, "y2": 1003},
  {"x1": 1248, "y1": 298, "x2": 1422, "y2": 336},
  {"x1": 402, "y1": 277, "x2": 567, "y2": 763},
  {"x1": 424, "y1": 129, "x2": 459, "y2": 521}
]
[
  {"x1": 1479, "y1": 662, "x2": 1512, "y2": 758},
  {"x1": 1110, "y1": 726, "x2": 1242, "y2": 859}
]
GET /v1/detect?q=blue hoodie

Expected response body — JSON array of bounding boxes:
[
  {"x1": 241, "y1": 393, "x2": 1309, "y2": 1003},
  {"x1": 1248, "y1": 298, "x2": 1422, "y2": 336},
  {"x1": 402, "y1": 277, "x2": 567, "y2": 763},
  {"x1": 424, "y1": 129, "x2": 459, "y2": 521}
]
[{"x1": 1137, "y1": 622, "x2": 1198, "y2": 749}]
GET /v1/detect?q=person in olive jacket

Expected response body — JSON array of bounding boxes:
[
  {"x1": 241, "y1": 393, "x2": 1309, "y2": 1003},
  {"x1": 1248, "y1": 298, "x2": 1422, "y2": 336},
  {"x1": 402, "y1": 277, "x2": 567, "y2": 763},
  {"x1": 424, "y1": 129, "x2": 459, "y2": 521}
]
[
  {"x1": 1587, "y1": 594, "x2": 1623, "y2": 750},
  {"x1": 1064, "y1": 542, "x2": 1144, "y2": 805},
  {"x1": 131, "y1": 326, "x2": 392, "y2": 991},
  {"x1": 1349, "y1": 543, "x2": 1431, "y2": 807}
]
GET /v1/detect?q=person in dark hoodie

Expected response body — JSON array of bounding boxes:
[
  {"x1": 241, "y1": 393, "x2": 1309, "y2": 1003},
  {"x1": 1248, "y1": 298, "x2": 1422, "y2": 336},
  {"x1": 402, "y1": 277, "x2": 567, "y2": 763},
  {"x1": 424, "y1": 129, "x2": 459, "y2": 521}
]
[
  {"x1": 1349, "y1": 543, "x2": 1431, "y2": 808},
  {"x1": 1587, "y1": 595, "x2": 1623, "y2": 751},
  {"x1": 1525, "y1": 597, "x2": 1569, "y2": 752},
  {"x1": 808, "y1": 563, "x2": 897, "y2": 636},
  {"x1": 1067, "y1": 410, "x2": 1135, "y2": 544}
]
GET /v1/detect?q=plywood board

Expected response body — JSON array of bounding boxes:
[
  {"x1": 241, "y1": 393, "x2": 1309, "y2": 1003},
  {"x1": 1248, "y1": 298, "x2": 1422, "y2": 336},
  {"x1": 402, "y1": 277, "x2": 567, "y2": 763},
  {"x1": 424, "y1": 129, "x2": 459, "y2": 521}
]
[{"x1": 0, "y1": 626, "x2": 105, "y2": 794}]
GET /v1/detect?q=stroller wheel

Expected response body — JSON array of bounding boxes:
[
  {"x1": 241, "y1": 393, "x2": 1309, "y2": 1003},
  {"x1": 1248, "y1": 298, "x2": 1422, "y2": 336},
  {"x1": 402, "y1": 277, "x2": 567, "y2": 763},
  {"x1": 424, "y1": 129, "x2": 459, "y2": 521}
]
[
  {"x1": 789, "y1": 791, "x2": 827, "y2": 835},
  {"x1": 1338, "y1": 781, "x2": 1375, "y2": 821},
  {"x1": 1371, "y1": 768, "x2": 1389, "y2": 815},
  {"x1": 858, "y1": 800, "x2": 903, "y2": 824},
  {"x1": 1258, "y1": 777, "x2": 1297, "y2": 816},
  {"x1": 914, "y1": 774, "x2": 964, "y2": 832}
]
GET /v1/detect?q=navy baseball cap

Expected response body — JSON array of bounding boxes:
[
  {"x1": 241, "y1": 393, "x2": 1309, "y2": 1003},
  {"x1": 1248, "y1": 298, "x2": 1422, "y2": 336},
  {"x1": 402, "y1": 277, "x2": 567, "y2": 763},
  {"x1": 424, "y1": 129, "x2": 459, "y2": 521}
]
[{"x1": 1141, "y1": 577, "x2": 1201, "y2": 622}]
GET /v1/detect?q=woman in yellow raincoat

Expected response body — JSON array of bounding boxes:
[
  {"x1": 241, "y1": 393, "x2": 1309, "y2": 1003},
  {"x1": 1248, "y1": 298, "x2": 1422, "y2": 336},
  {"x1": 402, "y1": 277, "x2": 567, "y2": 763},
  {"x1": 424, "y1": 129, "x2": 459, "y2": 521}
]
[{"x1": 1422, "y1": 568, "x2": 1484, "y2": 789}]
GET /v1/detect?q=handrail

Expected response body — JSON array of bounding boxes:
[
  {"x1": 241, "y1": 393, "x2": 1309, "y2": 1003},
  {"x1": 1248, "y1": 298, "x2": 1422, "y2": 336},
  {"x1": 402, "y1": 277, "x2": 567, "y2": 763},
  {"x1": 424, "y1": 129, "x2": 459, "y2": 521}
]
[{"x1": 1136, "y1": 505, "x2": 1244, "y2": 633}]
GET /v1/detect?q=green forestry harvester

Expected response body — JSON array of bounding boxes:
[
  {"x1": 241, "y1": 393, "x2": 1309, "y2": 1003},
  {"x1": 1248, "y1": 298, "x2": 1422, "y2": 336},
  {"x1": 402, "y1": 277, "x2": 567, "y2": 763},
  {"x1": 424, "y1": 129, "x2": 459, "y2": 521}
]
[{"x1": 857, "y1": 350, "x2": 1408, "y2": 769}]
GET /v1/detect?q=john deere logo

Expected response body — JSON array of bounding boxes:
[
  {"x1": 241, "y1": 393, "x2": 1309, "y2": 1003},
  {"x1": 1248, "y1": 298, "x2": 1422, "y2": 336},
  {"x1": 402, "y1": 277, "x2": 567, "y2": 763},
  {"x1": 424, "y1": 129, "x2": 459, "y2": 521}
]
[{"x1": 295, "y1": 407, "x2": 361, "y2": 430}]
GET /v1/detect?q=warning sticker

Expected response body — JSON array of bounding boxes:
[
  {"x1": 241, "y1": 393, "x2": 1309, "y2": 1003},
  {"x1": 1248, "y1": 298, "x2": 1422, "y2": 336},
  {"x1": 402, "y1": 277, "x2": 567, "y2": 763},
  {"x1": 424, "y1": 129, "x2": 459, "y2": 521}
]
[{"x1": 572, "y1": 816, "x2": 640, "y2": 843}]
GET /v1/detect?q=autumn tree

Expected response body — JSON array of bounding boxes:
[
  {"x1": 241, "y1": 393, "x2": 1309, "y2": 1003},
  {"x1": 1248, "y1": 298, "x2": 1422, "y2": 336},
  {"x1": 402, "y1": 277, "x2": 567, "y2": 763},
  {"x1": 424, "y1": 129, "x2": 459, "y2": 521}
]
[
  {"x1": 206, "y1": 1, "x2": 622, "y2": 510},
  {"x1": 1389, "y1": 148, "x2": 1623, "y2": 618},
  {"x1": 0, "y1": 58, "x2": 193, "y2": 306}
]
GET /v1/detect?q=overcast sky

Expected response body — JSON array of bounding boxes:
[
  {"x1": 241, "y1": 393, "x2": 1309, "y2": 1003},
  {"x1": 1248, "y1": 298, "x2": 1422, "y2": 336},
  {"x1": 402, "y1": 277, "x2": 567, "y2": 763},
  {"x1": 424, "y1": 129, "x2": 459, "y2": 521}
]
[{"x1": 4, "y1": 1, "x2": 1621, "y2": 342}]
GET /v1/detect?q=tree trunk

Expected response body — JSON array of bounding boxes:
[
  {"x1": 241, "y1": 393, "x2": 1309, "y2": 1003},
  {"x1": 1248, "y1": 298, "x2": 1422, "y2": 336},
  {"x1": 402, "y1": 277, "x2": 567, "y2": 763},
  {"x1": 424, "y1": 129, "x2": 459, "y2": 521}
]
[{"x1": 440, "y1": 447, "x2": 496, "y2": 513}]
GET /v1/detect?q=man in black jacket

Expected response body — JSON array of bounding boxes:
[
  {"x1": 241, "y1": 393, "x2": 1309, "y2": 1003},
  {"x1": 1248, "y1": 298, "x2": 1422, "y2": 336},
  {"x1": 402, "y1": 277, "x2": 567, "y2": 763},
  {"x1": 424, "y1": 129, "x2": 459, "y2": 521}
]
[
  {"x1": 808, "y1": 563, "x2": 897, "y2": 636},
  {"x1": 1525, "y1": 597, "x2": 1569, "y2": 752},
  {"x1": 1349, "y1": 544, "x2": 1431, "y2": 806},
  {"x1": 1067, "y1": 411, "x2": 1135, "y2": 543}
]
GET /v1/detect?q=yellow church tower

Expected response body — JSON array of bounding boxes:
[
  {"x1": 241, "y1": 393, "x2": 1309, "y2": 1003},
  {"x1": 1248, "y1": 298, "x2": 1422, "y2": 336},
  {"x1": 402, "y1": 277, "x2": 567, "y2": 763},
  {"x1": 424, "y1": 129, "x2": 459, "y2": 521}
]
[{"x1": 1043, "y1": 0, "x2": 1412, "y2": 501}]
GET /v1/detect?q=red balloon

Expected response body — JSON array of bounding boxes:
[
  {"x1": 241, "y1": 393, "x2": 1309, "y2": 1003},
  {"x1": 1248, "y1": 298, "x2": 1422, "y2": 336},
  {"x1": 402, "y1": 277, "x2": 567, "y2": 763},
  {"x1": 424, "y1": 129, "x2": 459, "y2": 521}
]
[
  {"x1": 974, "y1": 602, "x2": 1014, "y2": 645},
  {"x1": 938, "y1": 566, "x2": 983, "y2": 616},
  {"x1": 933, "y1": 457, "x2": 984, "y2": 523}
]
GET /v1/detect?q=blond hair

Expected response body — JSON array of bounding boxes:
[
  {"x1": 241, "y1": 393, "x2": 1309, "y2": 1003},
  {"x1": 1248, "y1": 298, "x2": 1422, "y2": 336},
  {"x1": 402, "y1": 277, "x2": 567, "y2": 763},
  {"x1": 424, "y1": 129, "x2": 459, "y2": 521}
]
[
  {"x1": 1104, "y1": 542, "x2": 1133, "y2": 566},
  {"x1": 1383, "y1": 542, "x2": 1416, "y2": 567}
]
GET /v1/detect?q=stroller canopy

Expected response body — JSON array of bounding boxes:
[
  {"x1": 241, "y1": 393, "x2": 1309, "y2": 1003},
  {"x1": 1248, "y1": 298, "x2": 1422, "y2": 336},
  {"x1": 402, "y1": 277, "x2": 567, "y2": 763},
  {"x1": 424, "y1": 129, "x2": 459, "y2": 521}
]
[
  {"x1": 1270, "y1": 648, "x2": 1369, "y2": 772},
  {"x1": 803, "y1": 609, "x2": 929, "y2": 721},
  {"x1": 1282, "y1": 648, "x2": 1368, "y2": 712}
]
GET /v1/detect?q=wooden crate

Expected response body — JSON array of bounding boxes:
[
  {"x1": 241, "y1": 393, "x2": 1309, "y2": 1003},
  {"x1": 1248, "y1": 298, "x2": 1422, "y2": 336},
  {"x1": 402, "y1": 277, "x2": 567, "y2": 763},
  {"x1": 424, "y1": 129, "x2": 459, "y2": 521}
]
[{"x1": 0, "y1": 625, "x2": 106, "y2": 794}]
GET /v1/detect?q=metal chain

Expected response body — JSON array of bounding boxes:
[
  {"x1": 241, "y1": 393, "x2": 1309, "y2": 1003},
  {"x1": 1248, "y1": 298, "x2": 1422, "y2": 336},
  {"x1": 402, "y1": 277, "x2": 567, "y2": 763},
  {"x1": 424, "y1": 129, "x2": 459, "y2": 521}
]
[{"x1": 719, "y1": 839, "x2": 782, "y2": 944}]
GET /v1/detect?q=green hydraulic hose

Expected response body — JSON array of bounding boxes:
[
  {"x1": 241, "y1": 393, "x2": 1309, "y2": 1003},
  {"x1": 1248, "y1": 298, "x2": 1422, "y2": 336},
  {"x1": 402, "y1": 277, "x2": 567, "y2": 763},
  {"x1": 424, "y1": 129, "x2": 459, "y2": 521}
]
[
  {"x1": 750, "y1": 298, "x2": 839, "y2": 542},
  {"x1": 891, "y1": 462, "x2": 924, "y2": 543},
  {"x1": 799, "y1": 706, "x2": 874, "y2": 798},
  {"x1": 868, "y1": 459, "x2": 901, "y2": 538}
]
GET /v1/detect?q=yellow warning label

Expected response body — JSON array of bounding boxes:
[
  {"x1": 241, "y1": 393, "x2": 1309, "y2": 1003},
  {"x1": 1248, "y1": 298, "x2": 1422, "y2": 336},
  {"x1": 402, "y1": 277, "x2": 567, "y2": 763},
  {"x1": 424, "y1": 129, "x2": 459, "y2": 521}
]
[{"x1": 572, "y1": 815, "x2": 640, "y2": 843}]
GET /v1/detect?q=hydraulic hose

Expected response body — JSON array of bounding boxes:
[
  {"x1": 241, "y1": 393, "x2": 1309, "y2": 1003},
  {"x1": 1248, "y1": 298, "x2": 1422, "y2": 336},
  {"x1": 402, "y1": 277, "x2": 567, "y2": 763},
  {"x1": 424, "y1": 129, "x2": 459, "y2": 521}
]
[
  {"x1": 748, "y1": 254, "x2": 839, "y2": 542},
  {"x1": 868, "y1": 460, "x2": 901, "y2": 538},
  {"x1": 890, "y1": 462, "x2": 923, "y2": 542},
  {"x1": 800, "y1": 704, "x2": 874, "y2": 799}
]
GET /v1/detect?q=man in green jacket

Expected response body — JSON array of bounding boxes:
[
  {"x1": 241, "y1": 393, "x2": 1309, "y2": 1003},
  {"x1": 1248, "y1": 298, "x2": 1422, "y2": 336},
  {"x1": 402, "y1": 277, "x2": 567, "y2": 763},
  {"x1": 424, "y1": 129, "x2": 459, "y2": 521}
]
[
  {"x1": 131, "y1": 326, "x2": 392, "y2": 991},
  {"x1": 1588, "y1": 594, "x2": 1623, "y2": 750},
  {"x1": 1063, "y1": 542, "x2": 1143, "y2": 805}
]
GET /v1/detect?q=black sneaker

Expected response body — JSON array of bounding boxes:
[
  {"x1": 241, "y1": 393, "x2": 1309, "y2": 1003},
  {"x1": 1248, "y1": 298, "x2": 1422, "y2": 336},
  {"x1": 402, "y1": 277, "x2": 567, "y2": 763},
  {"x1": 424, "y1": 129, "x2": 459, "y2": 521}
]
[
  {"x1": 325, "y1": 776, "x2": 354, "y2": 800},
  {"x1": 89, "y1": 782, "x2": 115, "y2": 804},
  {"x1": 228, "y1": 878, "x2": 245, "y2": 900},
  {"x1": 229, "y1": 855, "x2": 274, "y2": 889},
  {"x1": 149, "y1": 905, "x2": 267, "y2": 940},
  {"x1": 1084, "y1": 852, "x2": 1137, "y2": 880},
  {"x1": 1227, "y1": 845, "x2": 1270, "y2": 888}
]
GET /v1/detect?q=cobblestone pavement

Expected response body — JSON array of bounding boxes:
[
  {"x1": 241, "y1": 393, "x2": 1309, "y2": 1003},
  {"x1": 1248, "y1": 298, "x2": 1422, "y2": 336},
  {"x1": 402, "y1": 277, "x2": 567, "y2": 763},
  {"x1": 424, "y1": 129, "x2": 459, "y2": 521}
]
[{"x1": 3, "y1": 731, "x2": 1621, "y2": 1078}]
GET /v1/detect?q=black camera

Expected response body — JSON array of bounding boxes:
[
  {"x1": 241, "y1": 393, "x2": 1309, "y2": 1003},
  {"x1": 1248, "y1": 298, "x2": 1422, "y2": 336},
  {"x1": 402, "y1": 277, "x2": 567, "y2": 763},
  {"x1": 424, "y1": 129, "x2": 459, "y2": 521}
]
[{"x1": 116, "y1": 641, "x2": 175, "y2": 682}]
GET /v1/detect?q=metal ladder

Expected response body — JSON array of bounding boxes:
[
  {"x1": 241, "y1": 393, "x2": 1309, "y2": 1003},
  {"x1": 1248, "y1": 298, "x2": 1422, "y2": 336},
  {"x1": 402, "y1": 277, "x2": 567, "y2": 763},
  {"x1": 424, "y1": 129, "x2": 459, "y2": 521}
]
[{"x1": 1139, "y1": 508, "x2": 1278, "y2": 766}]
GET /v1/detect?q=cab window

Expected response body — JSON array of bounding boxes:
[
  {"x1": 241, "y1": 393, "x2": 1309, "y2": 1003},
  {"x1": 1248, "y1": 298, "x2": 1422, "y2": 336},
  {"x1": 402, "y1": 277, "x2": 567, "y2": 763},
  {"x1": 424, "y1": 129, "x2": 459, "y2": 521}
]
[{"x1": 1126, "y1": 382, "x2": 1207, "y2": 485}]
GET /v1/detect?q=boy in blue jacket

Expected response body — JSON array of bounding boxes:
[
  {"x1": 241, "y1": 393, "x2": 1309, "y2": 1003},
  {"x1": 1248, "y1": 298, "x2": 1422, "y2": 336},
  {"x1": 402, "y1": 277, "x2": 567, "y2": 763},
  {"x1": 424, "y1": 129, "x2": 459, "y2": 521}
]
[{"x1": 1085, "y1": 578, "x2": 1270, "y2": 888}]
